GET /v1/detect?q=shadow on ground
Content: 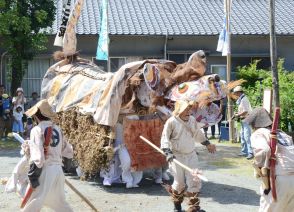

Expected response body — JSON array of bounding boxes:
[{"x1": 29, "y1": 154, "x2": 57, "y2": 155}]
[
  {"x1": 201, "y1": 181, "x2": 259, "y2": 206},
  {"x1": 84, "y1": 175, "x2": 171, "y2": 196}
]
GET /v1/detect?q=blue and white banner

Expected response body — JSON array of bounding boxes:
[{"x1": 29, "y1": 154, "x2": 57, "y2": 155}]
[
  {"x1": 96, "y1": 0, "x2": 109, "y2": 60},
  {"x1": 216, "y1": 0, "x2": 232, "y2": 56}
]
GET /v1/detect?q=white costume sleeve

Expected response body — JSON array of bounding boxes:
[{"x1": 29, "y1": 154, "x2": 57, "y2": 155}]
[
  {"x1": 29, "y1": 127, "x2": 45, "y2": 168},
  {"x1": 160, "y1": 118, "x2": 174, "y2": 149},
  {"x1": 5, "y1": 156, "x2": 29, "y2": 193},
  {"x1": 238, "y1": 96, "x2": 252, "y2": 113},
  {"x1": 191, "y1": 117, "x2": 207, "y2": 143},
  {"x1": 251, "y1": 129, "x2": 271, "y2": 168}
]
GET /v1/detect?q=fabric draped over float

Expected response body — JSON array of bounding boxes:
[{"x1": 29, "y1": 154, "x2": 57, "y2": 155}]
[{"x1": 40, "y1": 52, "x2": 237, "y2": 175}]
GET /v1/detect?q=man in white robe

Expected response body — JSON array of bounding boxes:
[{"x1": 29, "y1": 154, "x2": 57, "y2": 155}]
[
  {"x1": 21, "y1": 99, "x2": 73, "y2": 212},
  {"x1": 161, "y1": 100, "x2": 216, "y2": 212},
  {"x1": 243, "y1": 107, "x2": 294, "y2": 212}
]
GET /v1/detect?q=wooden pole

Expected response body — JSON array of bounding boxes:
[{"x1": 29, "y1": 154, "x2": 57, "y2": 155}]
[
  {"x1": 106, "y1": 0, "x2": 111, "y2": 72},
  {"x1": 139, "y1": 136, "x2": 208, "y2": 182},
  {"x1": 225, "y1": 0, "x2": 235, "y2": 142},
  {"x1": 65, "y1": 179, "x2": 99, "y2": 212},
  {"x1": 269, "y1": 0, "x2": 279, "y2": 107}
]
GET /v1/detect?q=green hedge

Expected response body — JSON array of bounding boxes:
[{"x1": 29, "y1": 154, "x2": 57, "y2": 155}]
[{"x1": 236, "y1": 59, "x2": 294, "y2": 132}]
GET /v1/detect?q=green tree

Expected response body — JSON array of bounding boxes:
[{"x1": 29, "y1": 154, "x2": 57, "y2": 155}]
[
  {"x1": 0, "y1": 0, "x2": 55, "y2": 94},
  {"x1": 237, "y1": 59, "x2": 294, "y2": 131}
]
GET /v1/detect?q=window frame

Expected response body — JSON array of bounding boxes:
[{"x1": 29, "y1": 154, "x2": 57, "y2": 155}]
[{"x1": 210, "y1": 64, "x2": 227, "y2": 80}]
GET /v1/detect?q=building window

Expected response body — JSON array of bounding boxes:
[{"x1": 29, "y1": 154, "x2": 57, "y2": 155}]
[
  {"x1": 168, "y1": 54, "x2": 188, "y2": 64},
  {"x1": 21, "y1": 58, "x2": 54, "y2": 98},
  {"x1": 110, "y1": 57, "x2": 127, "y2": 72},
  {"x1": 93, "y1": 57, "x2": 127, "y2": 72},
  {"x1": 211, "y1": 65, "x2": 227, "y2": 80},
  {"x1": 4, "y1": 58, "x2": 53, "y2": 97}
]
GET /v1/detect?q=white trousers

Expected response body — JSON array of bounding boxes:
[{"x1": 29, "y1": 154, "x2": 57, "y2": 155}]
[
  {"x1": 21, "y1": 164, "x2": 73, "y2": 212},
  {"x1": 100, "y1": 152, "x2": 122, "y2": 185},
  {"x1": 259, "y1": 175, "x2": 294, "y2": 212},
  {"x1": 170, "y1": 151, "x2": 201, "y2": 193},
  {"x1": 101, "y1": 146, "x2": 143, "y2": 187}
]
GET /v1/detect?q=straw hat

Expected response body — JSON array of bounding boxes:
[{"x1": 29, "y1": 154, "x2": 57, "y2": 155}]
[
  {"x1": 173, "y1": 100, "x2": 194, "y2": 116},
  {"x1": 25, "y1": 99, "x2": 56, "y2": 119},
  {"x1": 243, "y1": 107, "x2": 273, "y2": 128},
  {"x1": 233, "y1": 86, "x2": 243, "y2": 93},
  {"x1": 2, "y1": 94, "x2": 8, "y2": 99}
]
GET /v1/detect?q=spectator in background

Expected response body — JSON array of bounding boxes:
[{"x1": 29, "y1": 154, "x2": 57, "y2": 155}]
[
  {"x1": 12, "y1": 105, "x2": 24, "y2": 137},
  {"x1": 210, "y1": 100, "x2": 224, "y2": 139},
  {"x1": 24, "y1": 117, "x2": 33, "y2": 139},
  {"x1": 233, "y1": 86, "x2": 253, "y2": 160},
  {"x1": 1, "y1": 93, "x2": 12, "y2": 140},
  {"x1": 0, "y1": 85, "x2": 6, "y2": 140},
  {"x1": 26, "y1": 92, "x2": 39, "y2": 110},
  {"x1": 13, "y1": 87, "x2": 27, "y2": 124},
  {"x1": 202, "y1": 101, "x2": 223, "y2": 139},
  {"x1": 12, "y1": 87, "x2": 26, "y2": 110}
]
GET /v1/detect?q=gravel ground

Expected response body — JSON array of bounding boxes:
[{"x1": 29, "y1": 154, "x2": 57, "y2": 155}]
[{"x1": 0, "y1": 142, "x2": 260, "y2": 212}]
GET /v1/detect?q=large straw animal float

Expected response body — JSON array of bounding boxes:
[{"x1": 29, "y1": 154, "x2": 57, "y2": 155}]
[
  {"x1": 42, "y1": 0, "x2": 242, "y2": 178},
  {"x1": 41, "y1": 50, "x2": 242, "y2": 178}
]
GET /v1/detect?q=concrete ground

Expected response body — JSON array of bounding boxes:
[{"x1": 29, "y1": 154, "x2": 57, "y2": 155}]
[{"x1": 0, "y1": 141, "x2": 260, "y2": 212}]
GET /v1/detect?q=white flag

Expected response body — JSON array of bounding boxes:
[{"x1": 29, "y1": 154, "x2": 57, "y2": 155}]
[
  {"x1": 54, "y1": 0, "x2": 72, "y2": 47},
  {"x1": 63, "y1": 0, "x2": 84, "y2": 56},
  {"x1": 217, "y1": 0, "x2": 232, "y2": 56}
]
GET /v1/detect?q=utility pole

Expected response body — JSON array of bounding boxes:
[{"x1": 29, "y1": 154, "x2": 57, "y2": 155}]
[
  {"x1": 269, "y1": 0, "x2": 279, "y2": 107},
  {"x1": 226, "y1": 0, "x2": 235, "y2": 142}
]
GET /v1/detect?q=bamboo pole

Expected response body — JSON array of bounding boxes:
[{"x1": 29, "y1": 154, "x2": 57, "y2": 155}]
[
  {"x1": 65, "y1": 179, "x2": 99, "y2": 212},
  {"x1": 139, "y1": 136, "x2": 208, "y2": 182},
  {"x1": 269, "y1": 0, "x2": 279, "y2": 107},
  {"x1": 106, "y1": 0, "x2": 111, "y2": 73},
  {"x1": 225, "y1": 0, "x2": 235, "y2": 142}
]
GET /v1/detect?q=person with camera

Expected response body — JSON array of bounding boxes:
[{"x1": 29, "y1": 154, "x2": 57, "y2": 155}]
[{"x1": 233, "y1": 86, "x2": 253, "y2": 160}]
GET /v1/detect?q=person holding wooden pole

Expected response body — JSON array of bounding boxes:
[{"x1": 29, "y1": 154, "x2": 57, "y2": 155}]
[
  {"x1": 243, "y1": 107, "x2": 294, "y2": 211},
  {"x1": 161, "y1": 100, "x2": 216, "y2": 212},
  {"x1": 21, "y1": 99, "x2": 74, "y2": 212}
]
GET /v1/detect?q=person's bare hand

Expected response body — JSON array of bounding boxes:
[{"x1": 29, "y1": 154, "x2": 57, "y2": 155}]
[{"x1": 207, "y1": 144, "x2": 216, "y2": 153}]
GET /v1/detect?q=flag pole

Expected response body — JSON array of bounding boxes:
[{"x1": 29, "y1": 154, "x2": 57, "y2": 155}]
[
  {"x1": 106, "y1": 0, "x2": 111, "y2": 72},
  {"x1": 225, "y1": 0, "x2": 235, "y2": 142}
]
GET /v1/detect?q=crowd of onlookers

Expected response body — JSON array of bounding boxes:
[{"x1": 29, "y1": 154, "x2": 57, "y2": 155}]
[{"x1": 0, "y1": 85, "x2": 39, "y2": 140}]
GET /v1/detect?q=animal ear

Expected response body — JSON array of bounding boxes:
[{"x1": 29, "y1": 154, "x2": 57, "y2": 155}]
[{"x1": 226, "y1": 79, "x2": 246, "y2": 91}]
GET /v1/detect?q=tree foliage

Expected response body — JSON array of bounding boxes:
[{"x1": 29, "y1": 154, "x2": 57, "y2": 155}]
[
  {"x1": 237, "y1": 59, "x2": 294, "y2": 131},
  {"x1": 0, "y1": 0, "x2": 55, "y2": 94}
]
